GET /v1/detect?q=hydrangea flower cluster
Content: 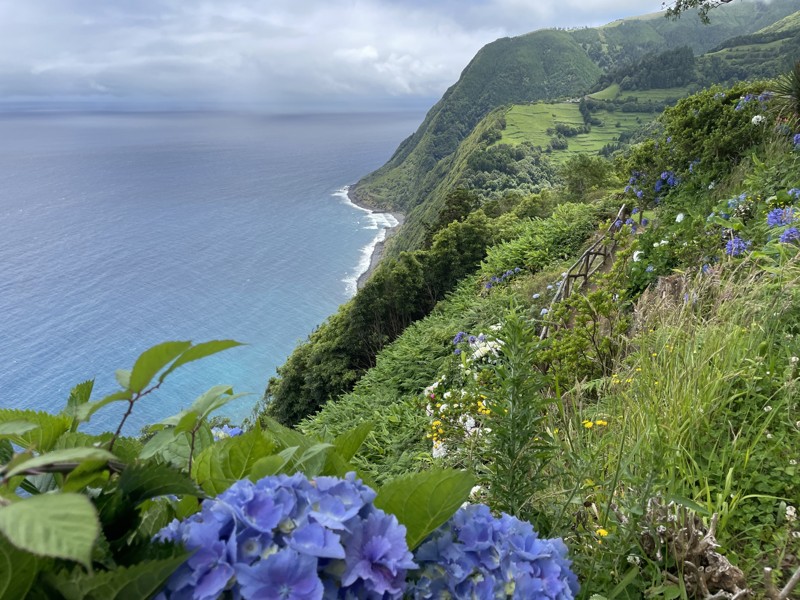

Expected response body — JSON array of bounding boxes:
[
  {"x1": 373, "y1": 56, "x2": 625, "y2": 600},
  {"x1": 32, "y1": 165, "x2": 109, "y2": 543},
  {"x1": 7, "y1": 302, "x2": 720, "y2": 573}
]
[
  {"x1": 211, "y1": 424, "x2": 243, "y2": 441},
  {"x1": 767, "y1": 207, "x2": 795, "y2": 228},
  {"x1": 654, "y1": 170, "x2": 679, "y2": 194},
  {"x1": 410, "y1": 504, "x2": 579, "y2": 599},
  {"x1": 485, "y1": 267, "x2": 523, "y2": 290},
  {"x1": 725, "y1": 236, "x2": 751, "y2": 257},
  {"x1": 156, "y1": 472, "x2": 416, "y2": 600},
  {"x1": 794, "y1": 133, "x2": 800, "y2": 149}
]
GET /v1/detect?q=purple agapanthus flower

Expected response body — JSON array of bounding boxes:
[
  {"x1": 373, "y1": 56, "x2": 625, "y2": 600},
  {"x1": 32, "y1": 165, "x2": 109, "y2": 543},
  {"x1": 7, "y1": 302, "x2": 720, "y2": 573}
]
[
  {"x1": 725, "y1": 237, "x2": 751, "y2": 257},
  {"x1": 767, "y1": 207, "x2": 794, "y2": 228},
  {"x1": 780, "y1": 227, "x2": 800, "y2": 243}
]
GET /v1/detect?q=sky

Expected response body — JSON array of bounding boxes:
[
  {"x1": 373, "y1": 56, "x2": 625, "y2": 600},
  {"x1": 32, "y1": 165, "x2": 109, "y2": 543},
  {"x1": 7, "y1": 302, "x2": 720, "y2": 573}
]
[{"x1": 0, "y1": 0, "x2": 670, "y2": 111}]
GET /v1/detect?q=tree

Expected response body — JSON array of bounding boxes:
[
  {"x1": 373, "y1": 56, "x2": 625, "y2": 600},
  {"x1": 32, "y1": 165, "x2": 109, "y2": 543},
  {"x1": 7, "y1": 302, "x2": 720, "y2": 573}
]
[{"x1": 663, "y1": 0, "x2": 736, "y2": 23}]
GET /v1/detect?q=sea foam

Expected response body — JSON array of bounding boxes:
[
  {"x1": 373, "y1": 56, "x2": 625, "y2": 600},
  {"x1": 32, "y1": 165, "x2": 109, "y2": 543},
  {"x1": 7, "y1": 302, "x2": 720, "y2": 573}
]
[{"x1": 336, "y1": 185, "x2": 399, "y2": 296}]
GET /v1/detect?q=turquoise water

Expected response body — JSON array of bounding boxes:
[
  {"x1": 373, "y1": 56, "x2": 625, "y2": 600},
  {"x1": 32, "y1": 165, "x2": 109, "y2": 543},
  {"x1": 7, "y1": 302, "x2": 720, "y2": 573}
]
[{"x1": 0, "y1": 110, "x2": 423, "y2": 433}]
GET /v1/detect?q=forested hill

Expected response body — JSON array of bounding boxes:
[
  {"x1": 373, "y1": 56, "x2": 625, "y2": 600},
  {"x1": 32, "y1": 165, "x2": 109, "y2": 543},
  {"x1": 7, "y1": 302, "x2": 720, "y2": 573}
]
[{"x1": 350, "y1": 0, "x2": 800, "y2": 255}]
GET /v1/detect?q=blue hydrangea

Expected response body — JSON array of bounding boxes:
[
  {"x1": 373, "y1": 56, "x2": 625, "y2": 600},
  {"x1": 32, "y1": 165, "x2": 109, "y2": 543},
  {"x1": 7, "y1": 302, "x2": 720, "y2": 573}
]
[
  {"x1": 212, "y1": 425, "x2": 243, "y2": 441},
  {"x1": 793, "y1": 133, "x2": 800, "y2": 149},
  {"x1": 725, "y1": 237, "x2": 751, "y2": 257},
  {"x1": 767, "y1": 207, "x2": 794, "y2": 228},
  {"x1": 409, "y1": 504, "x2": 579, "y2": 600},
  {"x1": 780, "y1": 227, "x2": 800, "y2": 243},
  {"x1": 789, "y1": 188, "x2": 800, "y2": 199},
  {"x1": 453, "y1": 331, "x2": 466, "y2": 345},
  {"x1": 642, "y1": 218, "x2": 649, "y2": 226},
  {"x1": 156, "y1": 472, "x2": 416, "y2": 599}
]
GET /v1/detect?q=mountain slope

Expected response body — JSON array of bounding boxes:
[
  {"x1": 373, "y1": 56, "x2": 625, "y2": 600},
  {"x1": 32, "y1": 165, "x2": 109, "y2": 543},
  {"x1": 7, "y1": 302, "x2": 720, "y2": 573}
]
[{"x1": 351, "y1": 0, "x2": 800, "y2": 259}]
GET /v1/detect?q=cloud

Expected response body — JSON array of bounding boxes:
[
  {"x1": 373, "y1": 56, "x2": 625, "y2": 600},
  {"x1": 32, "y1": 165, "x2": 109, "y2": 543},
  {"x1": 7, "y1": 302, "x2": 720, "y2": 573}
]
[{"x1": 0, "y1": 0, "x2": 664, "y2": 109}]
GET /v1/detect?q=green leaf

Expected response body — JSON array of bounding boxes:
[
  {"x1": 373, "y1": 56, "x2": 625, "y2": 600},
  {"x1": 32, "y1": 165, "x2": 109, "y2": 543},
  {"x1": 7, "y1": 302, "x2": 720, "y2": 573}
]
[
  {"x1": 45, "y1": 555, "x2": 188, "y2": 600},
  {"x1": 155, "y1": 385, "x2": 244, "y2": 434},
  {"x1": 609, "y1": 565, "x2": 640, "y2": 599},
  {"x1": 158, "y1": 339, "x2": 244, "y2": 384},
  {"x1": 64, "y1": 380, "x2": 94, "y2": 419},
  {"x1": 193, "y1": 430, "x2": 274, "y2": 495},
  {"x1": 117, "y1": 461, "x2": 203, "y2": 504},
  {"x1": 0, "y1": 410, "x2": 71, "y2": 452},
  {"x1": 138, "y1": 425, "x2": 214, "y2": 471},
  {"x1": 3, "y1": 447, "x2": 116, "y2": 479},
  {"x1": 333, "y1": 421, "x2": 373, "y2": 462},
  {"x1": 115, "y1": 369, "x2": 131, "y2": 389},
  {"x1": 0, "y1": 535, "x2": 39, "y2": 600},
  {"x1": 76, "y1": 391, "x2": 132, "y2": 423},
  {"x1": 0, "y1": 440, "x2": 11, "y2": 465},
  {"x1": 374, "y1": 469, "x2": 475, "y2": 549},
  {"x1": 129, "y1": 341, "x2": 192, "y2": 393},
  {"x1": 0, "y1": 421, "x2": 38, "y2": 438},
  {"x1": 248, "y1": 454, "x2": 294, "y2": 480},
  {"x1": 293, "y1": 443, "x2": 336, "y2": 477},
  {"x1": 0, "y1": 494, "x2": 99, "y2": 567},
  {"x1": 261, "y1": 416, "x2": 314, "y2": 450}
]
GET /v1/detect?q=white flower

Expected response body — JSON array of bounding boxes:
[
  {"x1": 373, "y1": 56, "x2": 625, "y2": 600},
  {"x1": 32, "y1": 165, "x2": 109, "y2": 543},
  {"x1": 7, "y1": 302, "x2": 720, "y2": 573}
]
[
  {"x1": 489, "y1": 323, "x2": 502, "y2": 331},
  {"x1": 633, "y1": 250, "x2": 644, "y2": 262},
  {"x1": 790, "y1": 459, "x2": 798, "y2": 466},
  {"x1": 432, "y1": 440, "x2": 448, "y2": 459},
  {"x1": 561, "y1": 272, "x2": 568, "y2": 278},
  {"x1": 660, "y1": 239, "x2": 669, "y2": 246},
  {"x1": 751, "y1": 115, "x2": 765, "y2": 125},
  {"x1": 546, "y1": 285, "x2": 554, "y2": 290},
  {"x1": 532, "y1": 293, "x2": 540, "y2": 299},
  {"x1": 540, "y1": 308, "x2": 549, "y2": 316},
  {"x1": 708, "y1": 181, "x2": 716, "y2": 190},
  {"x1": 793, "y1": 531, "x2": 800, "y2": 539},
  {"x1": 786, "y1": 505, "x2": 797, "y2": 522},
  {"x1": 675, "y1": 213, "x2": 685, "y2": 223},
  {"x1": 626, "y1": 555, "x2": 641, "y2": 565},
  {"x1": 791, "y1": 356, "x2": 799, "y2": 365},
  {"x1": 764, "y1": 405, "x2": 773, "y2": 412},
  {"x1": 653, "y1": 242, "x2": 660, "y2": 248}
]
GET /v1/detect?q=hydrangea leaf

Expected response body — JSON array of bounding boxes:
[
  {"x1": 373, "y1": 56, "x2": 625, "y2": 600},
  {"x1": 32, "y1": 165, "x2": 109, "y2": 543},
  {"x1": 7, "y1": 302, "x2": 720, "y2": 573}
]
[
  {"x1": 76, "y1": 391, "x2": 133, "y2": 424},
  {"x1": 157, "y1": 340, "x2": 244, "y2": 384},
  {"x1": 0, "y1": 536, "x2": 40, "y2": 600},
  {"x1": 0, "y1": 421, "x2": 38, "y2": 438},
  {"x1": 374, "y1": 469, "x2": 475, "y2": 549},
  {"x1": 0, "y1": 409, "x2": 71, "y2": 452},
  {"x1": 139, "y1": 424, "x2": 214, "y2": 470},
  {"x1": 43, "y1": 555, "x2": 188, "y2": 600},
  {"x1": 3, "y1": 447, "x2": 116, "y2": 479},
  {"x1": 128, "y1": 341, "x2": 192, "y2": 393},
  {"x1": 0, "y1": 493, "x2": 99, "y2": 568},
  {"x1": 117, "y1": 461, "x2": 203, "y2": 504},
  {"x1": 193, "y1": 430, "x2": 274, "y2": 495},
  {"x1": 63, "y1": 380, "x2": 94, "y2": 421},
  {"x1": 332, "y1": 421, "x2": 373, "y2": 462}
]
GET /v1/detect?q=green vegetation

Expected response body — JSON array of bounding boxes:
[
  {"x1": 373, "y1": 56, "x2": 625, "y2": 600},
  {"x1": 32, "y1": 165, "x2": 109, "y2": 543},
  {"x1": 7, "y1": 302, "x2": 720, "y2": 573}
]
[{"x1": 5, "y1": 5, "x2": 800, "y2": 599}]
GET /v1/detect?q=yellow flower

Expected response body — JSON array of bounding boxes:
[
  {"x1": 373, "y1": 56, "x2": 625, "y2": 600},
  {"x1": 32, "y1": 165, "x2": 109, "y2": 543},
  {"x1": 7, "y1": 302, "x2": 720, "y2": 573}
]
[
  {"x1": 582, "y1": 420, "x2": 594, "y2": 429},
  {"x1": 595, "y1": 419, "x2": 608, "y2": 426},
  {"x1": 651, "y1": 352, "x2": 658, "y2": 357},
  {"x1": 597, "y1": 528, "x2": 609, "y2": 537}
]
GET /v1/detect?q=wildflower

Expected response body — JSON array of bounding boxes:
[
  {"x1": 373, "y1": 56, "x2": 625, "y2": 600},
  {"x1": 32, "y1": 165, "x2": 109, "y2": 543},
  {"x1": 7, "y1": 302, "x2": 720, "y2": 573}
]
[
  {"x1": 453, "y1": 348, "x2": 461, "y2": 356},
  {"x1": 646, "y1": 265, "x2": 654, "y2": 273},
  {"x1": 596, "y1": 528, "x2": 609, "y2": 537},
  {"x1": 485, "y1": 283, "x2": 492, "y2": 290},
  {"x1": 675, "y1": 213, "x2": 685, "y2": 223},
  {"x1": 642, "y1": 218, "x2": 649, "y2": 226},
  {"x1": 791, "y1": 459, "x2": 798, "y2": 466},
  {"x1": 767, "y1": 207, "x2": 794, "y2": 227},
  {"x1": 633, "y1": 250, "x2": 643, "y2": 262},
  {"x1": 582, "y1": 420, "x2": 594, "y2": 429},
  {"x1": 595, "y1": 419, "x2": 608, "y2": 427},
  {"x1": 636, "y1": 190, "x2": 643, "y2": 199},
  {"x1": 452, "y1": 331, "x2": 465, "y2": 345},
  {"x1": 787, "y1": 506, "x2": 797, "y2": 522},
  {"x1": 540, "y1": 308, "x2": 549, "y2": 316},
  {"x1": 546, "y1": 284, "x2": 554, "y2": 291},
  {"x1": 627, "y1": 555, "x2": 641, "y2": 565},
  {"x1": 764, "y1": 405, "x2": 773, "y2": 412},
  {"x1": 794, "y1": 133, "x2": 800, "y2": 148},
  {"x1": 725, "y1": 237, "x2": 751, "y2": 257},
  {"x1": 752, "y1": 115, "x2": 765, "y2": 125},
  {"x1": 632, "y1": 207, "x2": 640, "y2": 214},
  {"x1": 614, "y1": 218, "x2": 623, "y2": 229},
  {"x1": 780, "y1": 227, "x2": 800, "y2": 243},
  {"x1": 532, "y1": 293, "x2": 540, "y2": 299},
  {"x1": 659, "y1": 239, "x2": 668, "y2": 246},
  {"x1": 625, "y1": 218, "x2": 636, "y2": 227}
]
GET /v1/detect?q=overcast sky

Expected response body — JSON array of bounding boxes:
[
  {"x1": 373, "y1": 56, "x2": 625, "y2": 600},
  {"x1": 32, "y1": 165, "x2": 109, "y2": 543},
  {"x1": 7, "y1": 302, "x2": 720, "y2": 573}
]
[{"x1": 0, "y1": 1, "x2": 670, "y2": 110}]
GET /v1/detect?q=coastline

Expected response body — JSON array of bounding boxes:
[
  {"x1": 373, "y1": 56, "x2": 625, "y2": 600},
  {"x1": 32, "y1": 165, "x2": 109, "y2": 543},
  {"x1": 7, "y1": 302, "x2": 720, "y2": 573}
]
[{"x1": 343, "y1": 185, "x2": 404, "y2": 290}]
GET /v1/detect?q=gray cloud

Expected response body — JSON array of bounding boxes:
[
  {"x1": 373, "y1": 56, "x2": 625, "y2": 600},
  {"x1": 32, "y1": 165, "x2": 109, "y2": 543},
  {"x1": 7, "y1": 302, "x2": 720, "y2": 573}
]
[{"x1": 0, "y1": 0, "x2": 665, "y2": 109}]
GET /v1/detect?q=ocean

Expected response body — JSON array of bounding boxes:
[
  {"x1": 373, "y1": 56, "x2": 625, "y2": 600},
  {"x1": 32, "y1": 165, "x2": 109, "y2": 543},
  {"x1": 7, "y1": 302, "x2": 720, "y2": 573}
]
[{"x1": 0, "y1": 110, "x2": 423, "y2": 434}]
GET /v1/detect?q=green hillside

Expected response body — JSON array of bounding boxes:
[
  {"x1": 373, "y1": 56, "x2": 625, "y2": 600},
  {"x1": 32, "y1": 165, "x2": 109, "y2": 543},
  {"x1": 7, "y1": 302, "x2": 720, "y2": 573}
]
[{"x1": 352, "y1": 0, "x2": 800, "y2": 262}]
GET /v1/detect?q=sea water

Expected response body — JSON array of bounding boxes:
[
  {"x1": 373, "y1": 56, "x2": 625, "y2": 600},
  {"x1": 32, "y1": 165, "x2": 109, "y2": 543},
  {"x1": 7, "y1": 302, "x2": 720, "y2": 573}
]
[{"x1": 0, "y1": 110, "x2": 423, "y2": 433}]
